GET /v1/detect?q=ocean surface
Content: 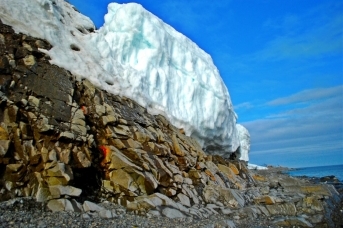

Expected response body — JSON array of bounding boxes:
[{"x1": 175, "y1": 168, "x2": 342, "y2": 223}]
[{"x1": 286, "y1": 164, "x2": 343, "y2": 182}]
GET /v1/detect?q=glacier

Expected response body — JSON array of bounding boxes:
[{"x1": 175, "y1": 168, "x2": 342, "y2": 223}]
[
  {"x1": 236, "y1": 124, "x2": 250, "y2": 162},
  {"x1": 0, "y1": 0, "x2": 248, "y2": 157}
]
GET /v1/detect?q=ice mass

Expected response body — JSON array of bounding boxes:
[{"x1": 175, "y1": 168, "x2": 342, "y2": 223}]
[{"x1": 0, "y1": 0, "x2": 249, "y2": 160}]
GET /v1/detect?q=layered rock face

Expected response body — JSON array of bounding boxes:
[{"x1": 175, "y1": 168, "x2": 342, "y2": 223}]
[
  {"x1": 0, "y1": 19, "x2": 251, "y2": 208},
  {"x1": 0, "y1": 0, "x2": 241, "y2": 157}
]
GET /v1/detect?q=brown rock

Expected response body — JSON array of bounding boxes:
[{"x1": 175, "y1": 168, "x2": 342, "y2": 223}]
[
  {"x1": 254, "y1": 195, "x2": 276, "y2": 205},
  {"x1": 202, "y1": 185, "x2": 245, "y2": 208},
  {"x1": 44, "y1": 162, "x2": 73, "y2": 183},
  {"x1": 19, "y1": 122, "x2": 32, "y2": 140},
  {"x1": 107, "y1": 146, "x2": 142, "y2": 172},
  {"x1": 154, "y1": 156, "x2": 173, "y2": 186},
  {"x1": 303, "y1": 196, "x2": 324, "y2": 212},
  {"x1": 205, "y1": 161, "x2": 220, "y2": 174},
  {"x1": 278, "y1": 176, "x2": 305, "y2": 187},
  {"x1": 218, "y1": 164, "x2": 246, "y2": 189},
  {"x1": 28, "y1": 95, "x2": 40, "y2": 107},
  {"x1": 252, "y1": 174, "x2": 267, "y2": 182},
  {"x1": 35, "y1": 185, "x2": 51, "y2": 202},
  {"x1": 204, "y1": 169, "x2": 216, "y2": 181},
  {"x1": 3, "y1": 106, "x2": 18, "y2": 125},
  {"x1": 229, "y1": 163, "x2": 239, "y2": 175},
  {"x1": 283, "y1": 185, "x2": 332, "y2": 196},
  {"x1": 110, "y1": 138, "x2": 126, "y2": 149},
  {"x1": 159, "y1": 187, "x2": 177, "y2": 196},
  {"x1": 45, "y1": 176, "x2": 68, "y2": 186},
  {"x1": 177, "y1": 157, "x2": 189, "y2": 171},
  {"x1": 0, "y1": 126, "x2": 9, "y2": 140},
  {"x1": 172, "y1": 134, "x2": 185, "y2": 156},
  {"x1": 110, "y1": 168, "x2": 147, "y2": 194},
  {"x1": 0, "y1": 140, "x2": 10, "y2": 156},
  {"x1": 300, "y1": 185, "x2": 332, "y2": 196},
  {"x1": 188, "y1": 169, "x2": 201, "y2": 179},
  {"x1": 273, "y1": 217, "x2": 313, "y2": 227},
  {"x1": 174, "y1": 174, "x2": 184, "y2": 183},
  {"x1": 134, "y1": 131, "x2": 148, "y2": 143},
  {"x1": 111, "y1": 125, "x2": 131, "y2": 138},
  {"x1": 123, "y1": 138, "x2": 142, "y2": 149},
  {"x1": 110, "y1": 169, "x2": 136, "y2": 192},
  {"x1": 49, "y1": 185, "x2": 82, "y2": 198},
  {"x1": 95, "y1": 105, "x2": 106, "y2": 116},
  {"x1": 73, "y1": 149, "x2": 91, "y2": 168},
  {"x1": 266, "y1": 202, "x2": 297, "y2": 216},
  {"x1": 70, "y1": 124, "x2": 87, "y2": 136},
  {"x1": 143, "y1": 142, "x2": 169, "y2": 156},
  {"x1": 102, "y1": 115, "x2": 117, "y2": 126},
  {"x1": 58, "y1": 132, "x2": 75, "y2": 140},
  {"x1": 59, "y1": 148, "x2": 71, "y2": 164},
  {"x1": 127, "y1": 198, "x2": 156, "y2": 211},
  {"x1": 6, "y1": 163, "x2": 23, "y2": 172},
  {"x1": 144, "y1": 171, "x2": 159, "y2": 192},
  {"x1": 0, "y1": 56, "x2": 11, "y2": 74}
]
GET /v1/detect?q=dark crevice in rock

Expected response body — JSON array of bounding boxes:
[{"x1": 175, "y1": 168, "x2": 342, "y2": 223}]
[{"x1": 71, "y1": 167, "x2": 102, "y2": 202}]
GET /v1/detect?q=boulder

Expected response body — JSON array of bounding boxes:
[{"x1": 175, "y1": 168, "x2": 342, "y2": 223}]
[
  {"x1": 161, "y1": 207, "x2": 186, "y2": 219},
  {"x1": 202, "y1": 185, "x2": 245, "y2": 208},
  {"x1": 0, "y1": 126, "x2": 9, "y2": 140},
  {"x1": 83, "y1": 201, "x2": 105, "y2": 212},
  {"x1": 47, "y1": 199, "x2": 76, "y2": 212},
  {"x1": 177, "y1": 193, "x2": 191, "y2": 207},
  {"x1": 0, "y1": 140, "x2": 10, "y2": 156},
  {"x1": 98, "y1": 210, "x2": 113, "y2": 219},
  {"x1": 273, "y1": 217, "x2": 313, "y2": 227},
  {"x1": 254, "y1": 195, "x2": 276, "y2": 205},
  {"x1": 266, "y1": 202, "x2": 297, "y2": 216},
  {"x1": 49, "y1": 185, "x2": 82, "y2": 198}
]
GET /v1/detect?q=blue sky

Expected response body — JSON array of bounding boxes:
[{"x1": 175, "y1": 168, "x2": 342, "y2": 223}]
[{"x1": 69, "y1": 0, "x2": 343, "y2": 168}]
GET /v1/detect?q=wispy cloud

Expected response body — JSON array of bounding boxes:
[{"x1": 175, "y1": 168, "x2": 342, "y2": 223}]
[
  {"x1": 256, "y1": 2, "x2": 343, "y2": 61},
  {"x1": 267, "y1": 85, "x2": 343, "y2": 106},
  {"x1": 241, "y1": 85, "x2": 343, "y2": 166},
  {"x1": 234, "y1": 102, "x2": 253, "y2": 111}
]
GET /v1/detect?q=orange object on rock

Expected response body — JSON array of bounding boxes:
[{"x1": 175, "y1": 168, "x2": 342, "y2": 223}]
[
  {"x1": 99, "y1": 145, "x2": 111, "y2": 167},
  {"x1": 81, "y1": 106, "x2": 88, "y2": 115}
]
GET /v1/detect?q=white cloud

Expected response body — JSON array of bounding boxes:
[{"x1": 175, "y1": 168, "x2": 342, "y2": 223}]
[
  {"x1": 267, "y1": 85, "x2": 343, "y2": 105},
  {"x1": 234, "y1": 102, "x2": 253, "y2": 110},
  {"x1": 242, "y1": 85, "x2": 343, "y2": 166}
]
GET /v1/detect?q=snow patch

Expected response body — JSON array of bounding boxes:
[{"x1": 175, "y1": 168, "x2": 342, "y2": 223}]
[
  {"x1": 248, "y1": 164, "x2": 268, "y2": 170},
  {"x1": 236, "y1": 124, "x2": 250, "y2": 162}
]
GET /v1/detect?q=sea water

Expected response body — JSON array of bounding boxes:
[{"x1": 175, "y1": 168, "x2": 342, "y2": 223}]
[{"x1": 287, "y1": 164, "x2": 343, "y2": 181}]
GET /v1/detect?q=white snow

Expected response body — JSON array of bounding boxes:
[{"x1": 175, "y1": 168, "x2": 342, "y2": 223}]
[
  {"x1": 248, "y1": 164, "x2": 268, "y2": 170},
  {"x1": 0, "y1": 0, "x2": 242, "y2": 156},
  {"x1": 236, "y1": 124, "x2": 250, "y2": 162}
]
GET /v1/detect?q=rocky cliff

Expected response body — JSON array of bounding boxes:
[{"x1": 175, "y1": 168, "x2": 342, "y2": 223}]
[{"x1": 0, "y1": 18, "x2": 252, "y2": 207}]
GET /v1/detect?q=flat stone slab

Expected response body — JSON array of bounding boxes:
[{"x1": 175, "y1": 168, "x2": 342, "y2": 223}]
[{"x1": 161, "y1": 207, "x2": 186, "y2": 219}]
